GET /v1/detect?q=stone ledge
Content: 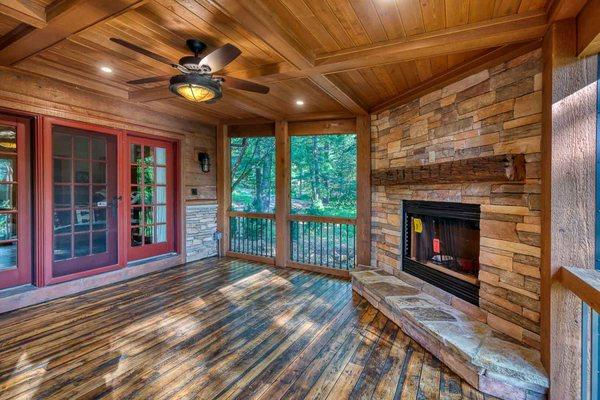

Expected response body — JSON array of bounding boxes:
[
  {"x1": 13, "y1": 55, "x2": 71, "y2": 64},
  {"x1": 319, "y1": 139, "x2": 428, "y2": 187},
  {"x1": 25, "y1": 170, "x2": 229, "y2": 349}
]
[{"x1": 351, "y1": 269, "x2": 548, "y2": 400}]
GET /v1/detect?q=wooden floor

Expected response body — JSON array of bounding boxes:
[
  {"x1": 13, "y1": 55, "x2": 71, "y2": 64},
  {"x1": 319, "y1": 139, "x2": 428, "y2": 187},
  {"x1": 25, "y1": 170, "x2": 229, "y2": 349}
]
[{"x1": 0, "y1": 258, "x2": 498, "y2": 400}]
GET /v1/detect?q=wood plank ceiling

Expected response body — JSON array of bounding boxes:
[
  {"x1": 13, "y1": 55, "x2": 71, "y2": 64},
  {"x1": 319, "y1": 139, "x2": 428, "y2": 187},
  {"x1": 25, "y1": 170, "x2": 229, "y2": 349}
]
[{"x1": 0, "y1": 0, "x2": 551, "y2": 126}]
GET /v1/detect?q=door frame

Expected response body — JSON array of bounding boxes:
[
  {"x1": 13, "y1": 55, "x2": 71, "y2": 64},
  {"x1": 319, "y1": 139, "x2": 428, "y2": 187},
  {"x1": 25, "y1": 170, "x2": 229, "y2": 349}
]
[
  {"x1": 0, "y1": 114, "x2": 32, "y2": 290},
  {"x1": 41, "y1": 117, "x2": 126, "y2": 285}
]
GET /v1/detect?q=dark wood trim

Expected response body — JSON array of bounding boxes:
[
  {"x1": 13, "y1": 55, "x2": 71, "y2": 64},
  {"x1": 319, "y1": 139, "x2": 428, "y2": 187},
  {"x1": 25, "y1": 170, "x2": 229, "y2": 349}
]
[
  {"x1": 216, "y1": 124, "x2": 229, "y2": 255},
  {"x1": 287, "y1": 261, "x2": 350, "y2": 279},
  {"x1": 372, "y1": 154, "x2": 526, "y2": 186},
  {"x1": 225, "y1": 251, "x2": 275, "y2": 265},
  {"x1": 287, "y1": 214, "x2": 355, "y2": 225},
  {"x1": 228, "y1": 211, "x2": 275, "y2": 219},
  {"x1": 275, "y1": 121, "x2": 289, "y2": 267},
  {"x1": 557, "y1": 267, "x2": 600, "y2": 314},
  {"x1": 288, "y1": 119, "x2": 356, "y2": 136},
  {"x1": 356, "y1": 115, "x2": 371, "y2": 266},
  {"x1": 228, "y1": 123, "x2": 275, "y2": 137}
]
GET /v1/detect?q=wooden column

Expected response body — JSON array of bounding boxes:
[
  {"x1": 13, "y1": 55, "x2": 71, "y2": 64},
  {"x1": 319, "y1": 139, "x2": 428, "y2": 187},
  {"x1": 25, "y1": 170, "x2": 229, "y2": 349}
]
[
  {"x1": 275, "y1": 121, "x2": 290, "y2": 267},
  {"x1": 356, "y1": 115, "x2": 371, "y2": 266},
  {"x1": 541, "y1": 19, "x2": 598, "y2": 398},
  {"x1": 216, "y1": 124, "x2": 230, "y2": 255}
]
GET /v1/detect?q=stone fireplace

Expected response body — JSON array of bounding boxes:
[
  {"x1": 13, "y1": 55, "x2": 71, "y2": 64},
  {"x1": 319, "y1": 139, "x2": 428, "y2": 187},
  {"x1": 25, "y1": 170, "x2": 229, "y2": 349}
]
[
  {"x1": 370, "y1": 49, "x2": 543, "y2": 349},
  {"x1": 402, "y1": 200, "x2": 480, "y2": 306}
]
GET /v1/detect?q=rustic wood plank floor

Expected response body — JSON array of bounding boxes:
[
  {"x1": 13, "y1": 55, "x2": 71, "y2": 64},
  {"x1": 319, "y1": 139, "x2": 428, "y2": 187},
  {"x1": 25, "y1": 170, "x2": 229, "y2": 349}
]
[{"x1": 0, "y1": 258, "x2": 498, "y2": 400}]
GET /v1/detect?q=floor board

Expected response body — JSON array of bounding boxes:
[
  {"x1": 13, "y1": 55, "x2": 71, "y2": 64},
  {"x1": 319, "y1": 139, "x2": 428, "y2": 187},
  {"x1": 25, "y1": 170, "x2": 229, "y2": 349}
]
[{"x1": 0, "y1": 257, "x2": 498, "y2": 399}]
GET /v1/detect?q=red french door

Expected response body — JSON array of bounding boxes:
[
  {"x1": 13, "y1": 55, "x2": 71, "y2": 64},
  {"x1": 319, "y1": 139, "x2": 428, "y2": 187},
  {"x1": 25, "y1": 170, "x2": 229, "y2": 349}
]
[
  {"x1": 126, "y1": 136, "x2": 175, "y2": 260},
  {"x1": 43, "y1": 118, "x2": 123, "y2": 284},
  {"x1": 0, "y1": 115, "x2": 31, "y2": 290}
]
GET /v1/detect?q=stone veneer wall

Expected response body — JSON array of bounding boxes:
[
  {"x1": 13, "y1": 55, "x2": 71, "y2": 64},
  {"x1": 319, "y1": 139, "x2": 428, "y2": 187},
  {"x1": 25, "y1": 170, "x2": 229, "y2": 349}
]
[
  {"x1": 371, "y1": 49, "x2": 543, "y2": 348},
  {"x1": 186, "y1": 204, "x2": 218, "y2": 262}
]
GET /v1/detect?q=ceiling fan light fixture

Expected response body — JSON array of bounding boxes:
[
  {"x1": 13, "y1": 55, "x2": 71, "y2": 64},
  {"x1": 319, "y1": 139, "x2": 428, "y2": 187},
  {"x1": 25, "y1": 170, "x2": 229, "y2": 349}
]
[{"x1": 169, "y1": 74, "x2": 222, "y2": 103}]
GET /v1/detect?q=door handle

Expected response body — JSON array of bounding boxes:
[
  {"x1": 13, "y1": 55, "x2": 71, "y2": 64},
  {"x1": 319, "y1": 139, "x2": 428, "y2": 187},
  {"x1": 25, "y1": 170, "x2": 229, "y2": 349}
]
[{"x1": 110, "y1": 195, "x2": 122, "y2": 218}]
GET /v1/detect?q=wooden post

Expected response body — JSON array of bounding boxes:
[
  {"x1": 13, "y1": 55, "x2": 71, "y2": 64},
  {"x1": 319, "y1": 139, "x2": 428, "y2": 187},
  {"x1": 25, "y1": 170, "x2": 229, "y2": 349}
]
[
  {"x1": 541, "y1": 19, "x2": 598, "y2": 398},
  {"x1": 275, "y1": 121, "x2": 290, "y2": 267},
  {"x1": 356, "y1": 115, "x2": 371, "y2": 266},
  {"x1": 216, "y1": 124, "x2": 230, "y2": 255}
]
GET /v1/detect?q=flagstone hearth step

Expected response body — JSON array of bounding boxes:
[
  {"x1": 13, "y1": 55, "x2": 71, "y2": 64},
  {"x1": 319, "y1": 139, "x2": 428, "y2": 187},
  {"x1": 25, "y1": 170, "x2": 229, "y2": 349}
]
[{"x1": 351, "y1": 269, "x2": 549, "y2": 400}]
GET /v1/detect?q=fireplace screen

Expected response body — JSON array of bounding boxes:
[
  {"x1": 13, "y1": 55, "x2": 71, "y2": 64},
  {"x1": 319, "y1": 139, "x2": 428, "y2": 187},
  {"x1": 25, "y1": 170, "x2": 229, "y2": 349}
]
[{"x1": 403, "y1": 201, "x2": 480, "y2": 305}]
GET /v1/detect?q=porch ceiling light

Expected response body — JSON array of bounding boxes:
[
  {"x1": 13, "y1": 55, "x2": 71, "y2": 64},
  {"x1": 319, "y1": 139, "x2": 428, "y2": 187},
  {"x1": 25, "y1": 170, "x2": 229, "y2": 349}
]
[{"x1": 169, "y1": 74, "x2": 222, "y2": 103}]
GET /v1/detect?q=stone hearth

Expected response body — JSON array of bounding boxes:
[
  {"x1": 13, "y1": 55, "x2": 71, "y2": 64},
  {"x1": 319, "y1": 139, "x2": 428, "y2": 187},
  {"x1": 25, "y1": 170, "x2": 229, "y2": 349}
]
[{"x1": 351, "y1": 269, "x2": 548, "y2": 400}]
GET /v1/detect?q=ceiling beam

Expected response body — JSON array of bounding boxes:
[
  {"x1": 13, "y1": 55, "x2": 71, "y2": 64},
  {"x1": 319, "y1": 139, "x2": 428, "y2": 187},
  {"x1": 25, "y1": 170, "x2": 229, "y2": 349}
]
[
  {"x1": 371, "y1": 40, "x2": 543, "y2": 113},
  {"x1": 0, "y1": 0, "x2": 46, "y2": 28},
  {"x1": 546, "y1": 0, "x2": 588, "y2": 24},
  {"x1": 209, "y1": 0, "x2": 368, "y2": 115},
  {"x1": 0, "y1": 0, "x2": 146, "y2": 66},
  {"x1": 313, "y1": 11, "x2": 547, "y2": 75},
  {"x1": 577, "y1": 0, "x2": 600, "y2": 57}
]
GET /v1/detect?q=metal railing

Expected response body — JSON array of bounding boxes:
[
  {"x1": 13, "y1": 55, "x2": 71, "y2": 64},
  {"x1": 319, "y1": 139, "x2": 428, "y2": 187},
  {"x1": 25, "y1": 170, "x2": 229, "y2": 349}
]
[
  {"x1": 229, "y1": 213, "x2": 275, "y2": 258},
  {"x1": 289, "y1": 215, "x2": 356, "y2": 270}
]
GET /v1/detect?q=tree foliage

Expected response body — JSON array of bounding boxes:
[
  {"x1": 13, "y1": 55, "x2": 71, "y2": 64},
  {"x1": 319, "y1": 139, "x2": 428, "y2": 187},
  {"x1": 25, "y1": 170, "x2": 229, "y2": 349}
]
[{"x1": 229, "y1": 134, "x2": 357, "y2": 218}]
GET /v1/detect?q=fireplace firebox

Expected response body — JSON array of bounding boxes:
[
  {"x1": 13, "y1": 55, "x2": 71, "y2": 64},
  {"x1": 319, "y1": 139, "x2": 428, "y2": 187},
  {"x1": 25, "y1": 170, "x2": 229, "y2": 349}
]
[{"x1": 402, "y1": 200, "x2": 480, "y2": 305}]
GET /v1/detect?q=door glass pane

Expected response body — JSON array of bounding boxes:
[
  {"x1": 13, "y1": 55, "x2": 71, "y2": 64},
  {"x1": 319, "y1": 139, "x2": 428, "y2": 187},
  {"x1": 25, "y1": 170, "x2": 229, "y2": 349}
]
[
  {"x1": 144, "y1": 206, "x2": 153, "y2": 226},
  {"x1": 131, "y1": 144, "x2": 142, "y2": 163},
  {"x1": 155, "y1": 147, "x2": 166, "y2": 165},
  {"x1": 156, "y1": 206, "x2": 166, "y2": 223},
  {"x1": 144, "y1": 146, "x2": 154, "y2": 164},
  {"x1": 74, "y1": 161, "x2": 90, "y2": 183},
  {"x1": 143, "y1": 226, "x2": 154, "y2": 244},
  {"x1": 0, "y1": 184, "x2": 16, "y2": 210},
  {"x1": 143, "y1": 167, "x2": 154, "y2": 185},
  {"x1": 156, "y1": 186, "x2": 166, "y2": 204},
  {"x1": 54, "y1": 185, "x2": 70, "y2": 208},
  {"x1": 156, "y1": 167, "x2": 166, "y2": 184},
  {"x1": 53, "y1": 159, "x2": 71, "y2": 183},
  {"x1": 131, "y1": 186, "x2": 141, "y2": 205},
  {"x1": 74, "y1": 233, "x2": 90, "y2": 257},
  {"x1": 0, "y1": 128, "x2": 17, "y2": 153},
  {"x1": 54, "y1": 210, "x2": 71, "y2": 234},
  {"x1": 0, "y1": 156, "x2": 16, "y2": 181},
  {"x1": 74, "y1": 209, "x2": 90, "y2": 232},
  {"x1": 92, "y1": 162, "x2": 106, "y2": 183},
  {"x1": 0, "y1": 242, "x2": 17, "y2": 270},
  {"x1": 0, "y1": 213, "x2": 17, "y2": 240},
  {"x1": 144, "y1": 186, "x2": 154, "y2": 204},
  {"x1": 91, "y1": 138, "x2": 106, "y2": 161},
  {"x1": 131, "y1": 207, "x2": 142, "y2": 226},
  {"x1": 54, "y1": 235, "x2": 71, "y2": 261},
  {"x1": 74, "y1": 186, "x2": 89, "y2": 206},
  {"x1": 53, "y1": 133, "x2": 71, "y2": 157},
  {"x1": 92, "y1": 231, "x2": 107, "y2": 254},
  {"x1": 156, "y1": 224, "x2": 166, "y2": 243},
  {"x1": 74, "y1": 136, "x2": 90, "y2": 159},
  {"x1": 131, "y1": 166, "x2": 142, "y2": 185},
  {"x1": 93, "y1": 208, "x2": 106, "y2": 230},
  {"x1": 131, "y1": 227, "x2": 142, "y2": 247},
  {"x1": 92, "y1": 186, "x2": 107, "y2": 205}
]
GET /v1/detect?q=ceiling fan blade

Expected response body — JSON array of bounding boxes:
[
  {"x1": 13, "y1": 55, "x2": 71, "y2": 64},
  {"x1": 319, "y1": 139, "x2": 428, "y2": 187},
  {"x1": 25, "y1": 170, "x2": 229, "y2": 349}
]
[
  {"x1": 200, "y1": 44, "x2": 241, "y2": 72},
  {"x1": 218, "y1": 76, "x2": 270, "y2": 94},
  {"x1": 127, "y1": 75, "x2": 172, "y2": 85},
  {"x1": 110, "y1": 38, "x2": 179, "y2": 68}
]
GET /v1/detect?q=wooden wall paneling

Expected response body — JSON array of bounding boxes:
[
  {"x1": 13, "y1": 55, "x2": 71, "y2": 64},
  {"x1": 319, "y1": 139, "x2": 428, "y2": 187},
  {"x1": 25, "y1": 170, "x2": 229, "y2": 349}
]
[
  {"x1": 228, "y1": 123, "x2": 275, "y2": 137},
  {"x1": 275, "y1": 121, "x2": 289, "y2": 267},
  {"x1": 216, "y1": 124, "x2": 230, "y2": 255},
  {"x1": 541, "y1": 19, "x2": 598, "y2": 399},
  {"x1": 356, "y1": 115, "x2": 370, "y2": 266},
  {"x1": 577, "y1": 0, "x2": 600, "y2": 57}
]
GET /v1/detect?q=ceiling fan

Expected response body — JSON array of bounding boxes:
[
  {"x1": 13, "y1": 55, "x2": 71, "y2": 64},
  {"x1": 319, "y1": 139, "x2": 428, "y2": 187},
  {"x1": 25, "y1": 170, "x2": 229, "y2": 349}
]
[{"x1": 110, "y1": 38, "x2": 270, "y2": 103}]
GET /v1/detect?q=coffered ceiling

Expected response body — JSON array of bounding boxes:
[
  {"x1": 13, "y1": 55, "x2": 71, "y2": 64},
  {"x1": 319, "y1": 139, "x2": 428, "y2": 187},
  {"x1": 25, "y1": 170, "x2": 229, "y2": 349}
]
[{"x1": 0, "y1": 0, "x2": 557, "y2": 126}]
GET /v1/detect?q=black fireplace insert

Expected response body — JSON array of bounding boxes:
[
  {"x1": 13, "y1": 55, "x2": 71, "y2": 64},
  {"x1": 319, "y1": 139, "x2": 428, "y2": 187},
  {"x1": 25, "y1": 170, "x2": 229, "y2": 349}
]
[{"x1": 402, "y1": 200, "x2": 480, "y2": 305}]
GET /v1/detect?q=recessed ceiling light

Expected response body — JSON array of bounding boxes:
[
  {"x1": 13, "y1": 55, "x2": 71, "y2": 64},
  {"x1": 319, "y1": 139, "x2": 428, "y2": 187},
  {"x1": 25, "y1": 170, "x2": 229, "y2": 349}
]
[
  {"x1": 295, "y1": 99, "x2": 304, "y2": 106},
  {"x1": 100, "y1": 66, "x2": 113, "y2": 73}
]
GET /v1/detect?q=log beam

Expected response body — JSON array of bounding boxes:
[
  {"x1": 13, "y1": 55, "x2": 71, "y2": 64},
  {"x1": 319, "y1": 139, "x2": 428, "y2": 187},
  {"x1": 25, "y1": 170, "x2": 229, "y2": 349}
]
[{"x1": 372, "y1": 155, "x2": 525, "y2": 186}]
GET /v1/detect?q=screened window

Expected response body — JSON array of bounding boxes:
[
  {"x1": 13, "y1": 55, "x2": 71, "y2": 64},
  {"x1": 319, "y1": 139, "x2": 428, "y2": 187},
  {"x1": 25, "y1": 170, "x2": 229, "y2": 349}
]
[
  {"x1": 290, "y1": 134, "x2": 357, "y2": 218},
  {"x1": 230, "y1": 137, "x2": 275, "y2": 213}
]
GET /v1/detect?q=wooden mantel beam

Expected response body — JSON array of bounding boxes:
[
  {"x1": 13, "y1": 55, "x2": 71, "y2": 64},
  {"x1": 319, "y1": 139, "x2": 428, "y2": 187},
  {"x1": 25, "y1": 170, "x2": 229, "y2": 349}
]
[
  {"x1": 0, "y1": 0, "x2": 46, "y2": 28},
  {"x1": 0, "y1": 0, "x2": 146, "y2": 66}
]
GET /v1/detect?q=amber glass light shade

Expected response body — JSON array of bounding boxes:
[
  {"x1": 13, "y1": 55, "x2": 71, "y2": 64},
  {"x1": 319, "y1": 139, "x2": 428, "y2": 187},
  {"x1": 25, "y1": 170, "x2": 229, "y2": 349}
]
[{"x1": 174, "y1": 84, "x2": 216, "y2": 102}]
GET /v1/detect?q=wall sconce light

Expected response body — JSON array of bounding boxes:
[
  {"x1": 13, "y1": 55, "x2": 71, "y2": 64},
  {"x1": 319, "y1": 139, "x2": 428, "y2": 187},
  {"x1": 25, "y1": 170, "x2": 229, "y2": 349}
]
[{"x1": 198, "y1": 152, "x2": 210, "y2": 173}]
